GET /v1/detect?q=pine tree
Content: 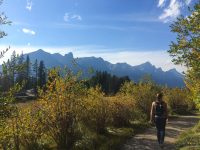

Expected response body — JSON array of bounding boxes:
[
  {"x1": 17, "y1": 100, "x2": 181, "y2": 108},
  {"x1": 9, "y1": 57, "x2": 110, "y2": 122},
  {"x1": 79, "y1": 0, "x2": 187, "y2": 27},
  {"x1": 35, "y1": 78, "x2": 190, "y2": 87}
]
[
  {"x1": 32, "y1": 59, "x2": 38, "y2": 88},
  {"x1": 38, "y1": 61, "x2": 46, "y2": 88},
  {"x1": 25, "y1": 55, "x2": 31, "y2": 88},
  {"x1": 16, "y1": 53, "x2": 26, "y2": 85},
  {"x1": 1, "y1": 62, "x2": 10, "y2": 91},
  {"x1": 8, "y1": 51, "x2": 18, "y2": 86},
  {"x1": 88, "y1": 71, "x2": 130, "y2": 95}
]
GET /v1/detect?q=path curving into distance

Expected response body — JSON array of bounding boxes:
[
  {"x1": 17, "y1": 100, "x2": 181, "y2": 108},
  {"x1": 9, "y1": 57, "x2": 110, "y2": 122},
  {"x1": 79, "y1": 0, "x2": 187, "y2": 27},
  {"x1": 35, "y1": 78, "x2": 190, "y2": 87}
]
[{"x1": 122, "y1": 114, "x2": 200, "y2": 150}]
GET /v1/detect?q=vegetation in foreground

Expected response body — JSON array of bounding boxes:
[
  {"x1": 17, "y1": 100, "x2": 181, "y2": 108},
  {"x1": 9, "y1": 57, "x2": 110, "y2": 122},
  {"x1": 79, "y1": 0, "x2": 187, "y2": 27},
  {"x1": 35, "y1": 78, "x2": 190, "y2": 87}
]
[
  {"x1": 0, "y1": 66, "x2": 195, "y2": 150},
  {"x1": 176, "y1": 120, "x2": 200, "y2": 150}
]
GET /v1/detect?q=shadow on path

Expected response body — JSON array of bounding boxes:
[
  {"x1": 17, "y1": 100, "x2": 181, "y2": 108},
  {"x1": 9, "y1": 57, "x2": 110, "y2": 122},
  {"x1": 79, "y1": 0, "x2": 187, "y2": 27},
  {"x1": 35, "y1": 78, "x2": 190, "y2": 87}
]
[{"x1": 121, "y1": 115, "x2": 200, "y2": 150}]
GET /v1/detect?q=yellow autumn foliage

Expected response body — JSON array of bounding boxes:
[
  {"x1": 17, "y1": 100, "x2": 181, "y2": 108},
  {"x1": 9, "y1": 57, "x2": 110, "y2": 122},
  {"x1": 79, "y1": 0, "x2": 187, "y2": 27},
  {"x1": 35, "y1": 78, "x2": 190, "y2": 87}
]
[{"x1": 0, "y1": 69, "x2": 196, "y2": 149}]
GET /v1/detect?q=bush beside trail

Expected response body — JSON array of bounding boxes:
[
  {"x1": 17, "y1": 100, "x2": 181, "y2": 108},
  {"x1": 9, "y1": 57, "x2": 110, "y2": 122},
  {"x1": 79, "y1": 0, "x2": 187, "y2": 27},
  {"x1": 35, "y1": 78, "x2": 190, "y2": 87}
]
[{"x1": 176, "y1": 119, "x2": 200, "y2": 150}]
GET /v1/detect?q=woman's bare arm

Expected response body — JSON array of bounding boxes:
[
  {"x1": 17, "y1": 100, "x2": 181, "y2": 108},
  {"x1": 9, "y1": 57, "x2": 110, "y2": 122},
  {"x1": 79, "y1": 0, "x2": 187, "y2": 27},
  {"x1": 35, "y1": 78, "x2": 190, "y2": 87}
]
[{"x1": 150, "y1": 102, "x2": 155, "y2": 122}]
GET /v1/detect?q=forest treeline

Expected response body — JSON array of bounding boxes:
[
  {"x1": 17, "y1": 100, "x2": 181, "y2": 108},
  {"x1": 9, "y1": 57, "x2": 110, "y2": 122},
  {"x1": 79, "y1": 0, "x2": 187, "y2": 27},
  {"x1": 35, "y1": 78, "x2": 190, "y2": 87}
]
[
  {"x1": 86, "y1": 71, "x2": 130, "y2": 95},
  {"x1": 0, "y1": 52, "x2": 131, "y2": 96},
  {"x1": 0, "y1": 52, "x2": 46, "y2": 92}
]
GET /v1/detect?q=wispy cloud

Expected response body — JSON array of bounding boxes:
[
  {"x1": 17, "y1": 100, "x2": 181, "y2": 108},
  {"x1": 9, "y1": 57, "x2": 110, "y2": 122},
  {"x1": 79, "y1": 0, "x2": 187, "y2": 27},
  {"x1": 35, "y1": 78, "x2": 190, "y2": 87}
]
[
  {"x1": 13, "y1": 21, "x2": 31, "y2": 26},
  {"x1": 158, "y1": 0, "x2": 194, "y2": 23},
  {"x1": 54, "y1": 23, "x2": 125, "y2": 31},
  {"x1": 53, "y1": 22, "x2": 161, "y2": 33},
  {"x1": 22, "y1": 28, "x2": 36, "y2": 35},
  {"x1": 157, "y1": 0, "x2": 166, "y2": 8},
  {"x1": 64, "y1": 13, "x2": 82, "y2": 22},
  {"x1": 71, "y1": 14, "x2": 82, "y2": 21},
  {"x1": 110, "y1": 13, "x2": 159, "y2": 23},
  {"x1": 159, "y1": 0, "x2": 181, "y2": 23},
  {"x1": 185, "y1": 0, "x2": 192, "y2": 5},
  {"x1": 26, "y1": 0, "x2": 33, "y2": 11}
]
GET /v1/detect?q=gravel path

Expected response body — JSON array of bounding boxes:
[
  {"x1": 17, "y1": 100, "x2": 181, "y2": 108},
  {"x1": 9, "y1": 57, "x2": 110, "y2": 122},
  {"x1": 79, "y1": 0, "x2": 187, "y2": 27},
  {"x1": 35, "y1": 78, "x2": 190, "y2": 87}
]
[{"x1": 122, "y1": 115, "x2": 200, "y2": 150}]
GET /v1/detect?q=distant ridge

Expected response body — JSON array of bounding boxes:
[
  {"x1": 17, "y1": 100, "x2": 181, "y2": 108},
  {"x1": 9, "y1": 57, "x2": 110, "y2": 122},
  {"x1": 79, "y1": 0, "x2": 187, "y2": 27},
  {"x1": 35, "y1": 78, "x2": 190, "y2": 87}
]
[{"x1": 1, "y1": 49, "x2": 185, "y2": 87}]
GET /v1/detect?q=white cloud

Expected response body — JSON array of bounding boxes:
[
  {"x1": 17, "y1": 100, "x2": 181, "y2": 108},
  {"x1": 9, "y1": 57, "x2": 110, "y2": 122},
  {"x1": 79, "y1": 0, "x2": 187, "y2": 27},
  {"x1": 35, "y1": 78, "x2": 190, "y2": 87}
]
[
  {"x1": 26, "y1": 0, "x2": 33, "y2": 11},
  {"x1": 158, "y1": 0, "x2": 166, "y2": 8},
  {"x1": 71, "y1": 14, "x2": 82, "y2": 21},
  {"x1": 185, "y1": 0, "x2": 192, "y2": 5},
  {"x1": 53, "y1": 22, "x2": 160, "y2": 33},
  {"x1": 64, "y1": 13, "x2": 82, "y2": 22},
  {"x1": 158, "y1": 0, "x2": 194, "y2": 23},
  {"x1": 22, "y1": 28, "x2": 36, "y2": 35},
  {"x1": 159, "y1": 0, "x2": 181, "y2": 23}
]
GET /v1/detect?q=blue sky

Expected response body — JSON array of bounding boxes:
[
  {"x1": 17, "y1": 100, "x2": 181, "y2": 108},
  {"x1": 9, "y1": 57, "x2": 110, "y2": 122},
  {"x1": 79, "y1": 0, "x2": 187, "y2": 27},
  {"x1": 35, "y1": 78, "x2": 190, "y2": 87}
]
[{"x1": 0, "y1": 0, "x2": 197, "y2": 72}]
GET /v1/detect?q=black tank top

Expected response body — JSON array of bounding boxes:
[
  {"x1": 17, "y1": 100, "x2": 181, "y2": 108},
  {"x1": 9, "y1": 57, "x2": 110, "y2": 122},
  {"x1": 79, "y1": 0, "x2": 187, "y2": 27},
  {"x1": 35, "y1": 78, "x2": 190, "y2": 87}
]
[{"x1": 155, "y1": 101, "x2": 165, "y2": 117}]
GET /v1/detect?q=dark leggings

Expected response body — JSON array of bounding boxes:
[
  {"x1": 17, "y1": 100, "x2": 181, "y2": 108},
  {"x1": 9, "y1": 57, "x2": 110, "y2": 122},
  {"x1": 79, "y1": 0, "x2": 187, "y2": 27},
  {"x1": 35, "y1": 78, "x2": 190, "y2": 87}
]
[{"x1": 155, "y1": 117, "x2": 166, "y2": 144}]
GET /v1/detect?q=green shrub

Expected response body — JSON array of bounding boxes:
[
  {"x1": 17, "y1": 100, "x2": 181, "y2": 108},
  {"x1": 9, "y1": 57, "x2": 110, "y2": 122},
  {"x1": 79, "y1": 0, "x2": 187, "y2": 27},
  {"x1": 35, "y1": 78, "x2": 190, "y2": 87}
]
[
  {"x1": 176, "y1": 121, "x2": 200, "y2": 149},
  {"x1": 164, "y1": 88, "x2": 195, "y2": 114},
  {"x1": 109, "y1": 95, "x2": 134, "y2": 127},
  {"x1": 81, "y1": 86, "x2": 110, "y2": 134},
  {"x1": 119, "y1": 81, "x2": 161, "y2": 120}
]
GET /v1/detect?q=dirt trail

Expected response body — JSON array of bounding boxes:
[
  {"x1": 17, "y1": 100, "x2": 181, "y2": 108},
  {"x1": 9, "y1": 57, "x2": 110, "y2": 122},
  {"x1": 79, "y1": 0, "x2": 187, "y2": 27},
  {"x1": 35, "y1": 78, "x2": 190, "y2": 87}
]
[{"x1": 122, "y1": 114, "x2": 200, "y2": 150}]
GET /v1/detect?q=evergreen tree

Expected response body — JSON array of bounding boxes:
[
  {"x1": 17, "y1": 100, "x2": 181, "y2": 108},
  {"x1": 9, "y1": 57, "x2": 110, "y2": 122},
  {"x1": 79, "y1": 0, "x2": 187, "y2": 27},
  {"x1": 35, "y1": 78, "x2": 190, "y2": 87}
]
[
  {"x1": 16, "y1": 53, "x2": 26, "y2": 85},
  {"x1": 25, "y1": 55, "x2": 31, "y2": 88},
  {"x1": 0, "y1": 62, "x2": 10, "y2": 91},
  {"x1": 38, "y1": 61, "x2": 46, "y2": 88},
  {"x1": 8, "y1": 51, "x2": 18, "y2": 86},
  {"x1": 32, "y1": 59, "x2": 38, "y2": 88},
  {"x1": 87, "y1": 71, "x2": 130, "y2": 95}
]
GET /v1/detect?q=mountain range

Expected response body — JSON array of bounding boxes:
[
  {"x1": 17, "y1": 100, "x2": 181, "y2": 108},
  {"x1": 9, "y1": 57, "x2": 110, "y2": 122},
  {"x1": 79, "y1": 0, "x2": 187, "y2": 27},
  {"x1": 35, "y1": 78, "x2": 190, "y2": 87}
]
[
  {"x1": 1, "y1": 49, "x2": 185, "y2": 87},
  {"x1": 26, "y1": 49, "x2": 185, "y2": 87}
]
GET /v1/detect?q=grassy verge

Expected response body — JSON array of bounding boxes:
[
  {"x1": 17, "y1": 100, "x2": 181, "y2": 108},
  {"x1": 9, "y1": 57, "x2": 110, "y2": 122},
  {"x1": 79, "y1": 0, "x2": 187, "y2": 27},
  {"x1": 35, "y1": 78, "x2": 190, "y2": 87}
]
[
  {"x1": 74, "y1": 121, "x2": 149, "y2": 150},
  {"x1": 176, "y1": 120, "x2": 200, "y2": 150}
]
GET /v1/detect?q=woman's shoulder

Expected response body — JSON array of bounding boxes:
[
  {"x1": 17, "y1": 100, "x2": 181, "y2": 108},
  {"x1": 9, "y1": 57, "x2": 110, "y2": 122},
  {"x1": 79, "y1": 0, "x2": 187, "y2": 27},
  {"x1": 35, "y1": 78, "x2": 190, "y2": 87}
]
[{"x1": 152, "y1": 101, "x2": 156, "y2": 105}]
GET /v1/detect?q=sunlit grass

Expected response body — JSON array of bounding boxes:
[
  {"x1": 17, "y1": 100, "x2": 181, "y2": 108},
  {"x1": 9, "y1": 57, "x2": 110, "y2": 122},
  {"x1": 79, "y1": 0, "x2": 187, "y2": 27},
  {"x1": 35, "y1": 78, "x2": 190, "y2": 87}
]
[{"x1": 176, "y1": 121, "x2": 200, "y2": 150}]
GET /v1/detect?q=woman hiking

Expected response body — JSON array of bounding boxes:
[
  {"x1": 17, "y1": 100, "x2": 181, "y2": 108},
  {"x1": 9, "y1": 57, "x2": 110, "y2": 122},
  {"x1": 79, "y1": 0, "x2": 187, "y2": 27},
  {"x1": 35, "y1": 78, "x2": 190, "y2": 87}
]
[{"x1": 150, "y1": 93, "x2": 168, "y2": 148}]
